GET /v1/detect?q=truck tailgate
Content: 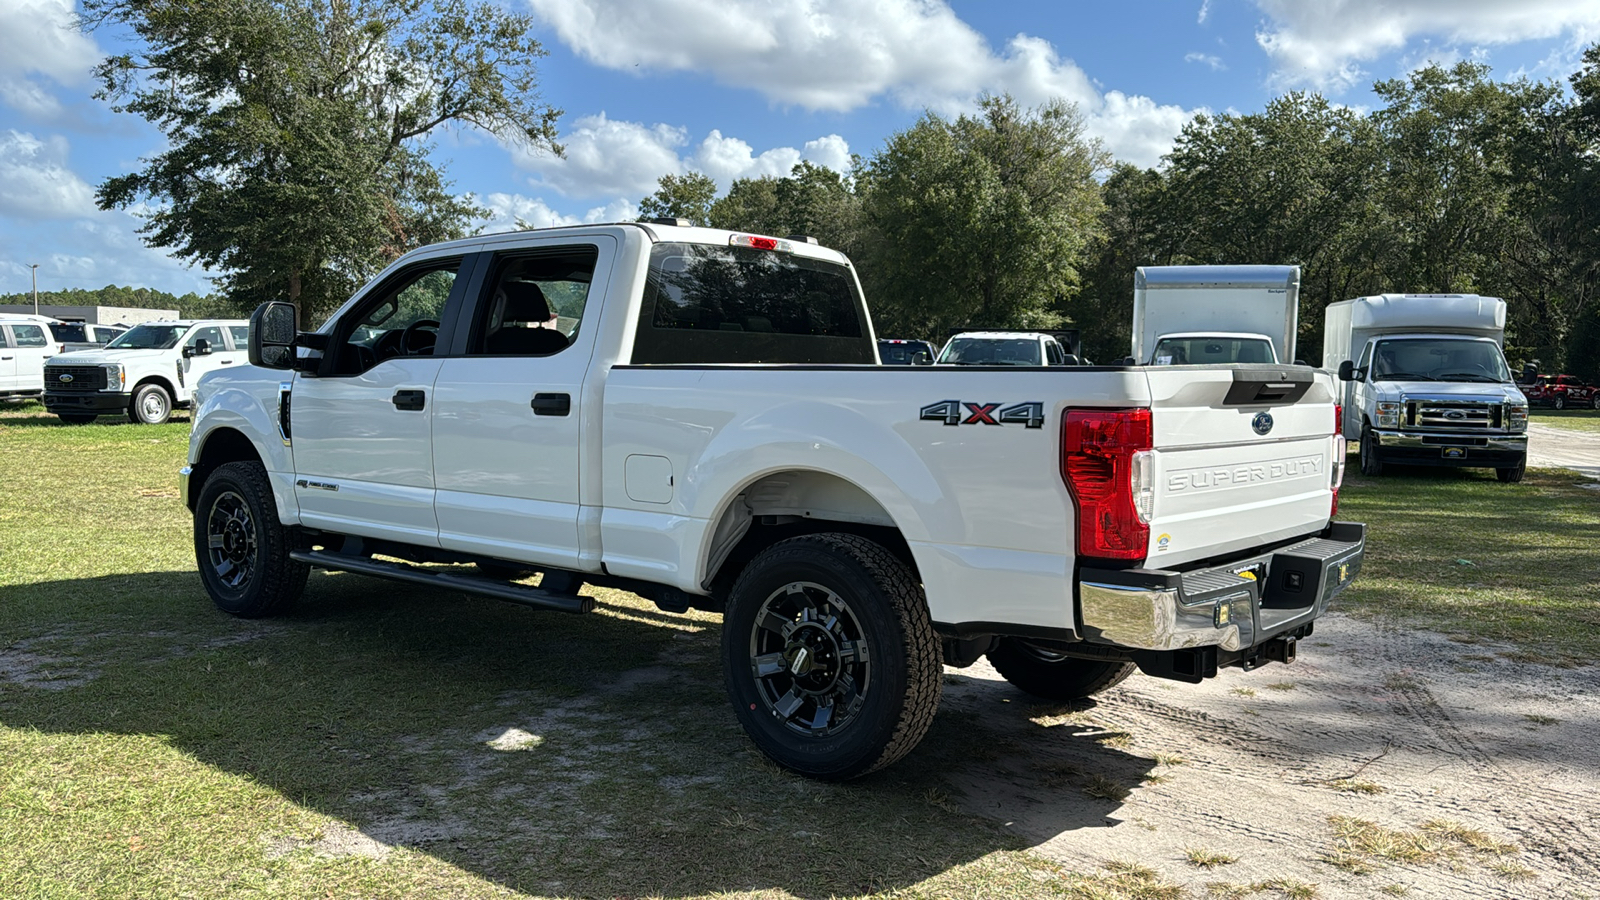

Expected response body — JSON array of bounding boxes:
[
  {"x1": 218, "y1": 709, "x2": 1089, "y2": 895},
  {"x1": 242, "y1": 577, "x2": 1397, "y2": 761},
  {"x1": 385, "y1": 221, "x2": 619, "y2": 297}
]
[{"x1": 1143, "y1": 366, "x2": 1340, "y2": 566}]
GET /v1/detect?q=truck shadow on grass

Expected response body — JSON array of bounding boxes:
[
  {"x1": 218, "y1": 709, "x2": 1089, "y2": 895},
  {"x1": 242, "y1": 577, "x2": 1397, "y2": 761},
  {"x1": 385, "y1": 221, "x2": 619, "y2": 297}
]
[{"x1": 1, "y1": 568, "x2": 1152, "y2": 898}]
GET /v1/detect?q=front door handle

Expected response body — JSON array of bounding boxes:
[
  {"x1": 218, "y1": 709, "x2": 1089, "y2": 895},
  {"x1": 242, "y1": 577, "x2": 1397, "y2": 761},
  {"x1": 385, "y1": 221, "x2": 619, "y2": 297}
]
[
  {"x1": 392, "y1": 389, "x2": 426, "y2": 411},
  {"x1": 530, "y1": 392, "x2": 570, "y2": 416}
]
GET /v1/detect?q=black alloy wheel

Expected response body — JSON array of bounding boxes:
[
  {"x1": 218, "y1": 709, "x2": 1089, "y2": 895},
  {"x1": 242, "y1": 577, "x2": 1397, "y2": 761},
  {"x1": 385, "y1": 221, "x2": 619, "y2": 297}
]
[
  {"x1": 193, "y1": 461, "x2": 308, "y2": 617},
  {"x1": 722, "y1": 533, "x2": 941, "y2": 780}
]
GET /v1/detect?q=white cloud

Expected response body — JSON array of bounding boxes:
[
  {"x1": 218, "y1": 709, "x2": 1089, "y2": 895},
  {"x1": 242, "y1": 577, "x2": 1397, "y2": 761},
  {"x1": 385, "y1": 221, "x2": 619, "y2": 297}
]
[
  {"x1": 1254, "y1": 0, "x2": 1600, "y2": 91},
  {"x1": 1198, "y1": 0, "x2": 1213, "y2": 24},
  {"x1": 473, "y1": 192, "x2": 638, "y2": 233},
  {"x1": 509, "y1": 112, "x2": 855, "y2": 200},
  {"x1": 1095, "y1": 93, "x2": 1200, "y2": 169},
  {"x1": 526, "y1": 0, "x2": 1199, "y2": 165},
  {"x1": 0, "y1": 0, "x2": 100, "y2": 117},
  {"x1": 0, "y1": 130, "x2": 97, "y2": 219},
  {"x1": 1185, "y1": 52, "x2": 1226, "y2": 71}
]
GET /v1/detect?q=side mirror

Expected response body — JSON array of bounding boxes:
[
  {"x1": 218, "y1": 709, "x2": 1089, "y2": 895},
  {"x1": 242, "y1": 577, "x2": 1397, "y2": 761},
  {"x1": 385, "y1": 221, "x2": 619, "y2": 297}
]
[
  {"x1": 184, "y1": 338, "x2": 212, "y2": 358},
  {"x1": 1337, "y1": 360, "x2": 1355, "y2": 382},
  {"x1": 911, "y1": 351, "x2": 932, "y2": 366},
  {"x1": 249, "y1": 301, "x2": 299, "y2": 369}
]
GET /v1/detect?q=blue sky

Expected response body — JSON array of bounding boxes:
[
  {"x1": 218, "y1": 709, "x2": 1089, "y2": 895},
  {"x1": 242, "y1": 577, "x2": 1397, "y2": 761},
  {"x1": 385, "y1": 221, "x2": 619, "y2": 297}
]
[{"x1": 3, "y1": 0, "x2": 1599, "y2": 297}]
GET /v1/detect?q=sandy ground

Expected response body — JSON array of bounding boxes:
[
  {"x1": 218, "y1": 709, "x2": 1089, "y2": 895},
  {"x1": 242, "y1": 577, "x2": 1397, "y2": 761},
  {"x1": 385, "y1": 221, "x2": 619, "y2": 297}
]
[
  {"x1": 941, "y1": 614, "x2": 1600, "y2": 899},
  {"x1": 1528, "y1": 424, "x2": 1600, "y2": 479}
]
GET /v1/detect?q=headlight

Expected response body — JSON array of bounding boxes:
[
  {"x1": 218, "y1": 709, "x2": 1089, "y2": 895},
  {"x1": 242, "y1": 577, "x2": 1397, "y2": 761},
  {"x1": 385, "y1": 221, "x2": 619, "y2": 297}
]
[
  {"x1": 1507, "y1": 403, "x2": 1528, "y2": 432},
  {"x1": 101, "y1": 363, "x2": 125, "y2": 392},
  {"x1": 1374, "y1": 401, "x2": 1401, "y2": 429}
]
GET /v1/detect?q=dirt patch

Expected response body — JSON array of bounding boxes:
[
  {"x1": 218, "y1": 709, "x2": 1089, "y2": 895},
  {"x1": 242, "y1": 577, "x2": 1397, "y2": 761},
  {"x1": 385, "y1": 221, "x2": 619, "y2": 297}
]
[
  {"x1": 266, "y1": 822, "x2": 393, "y2": 860},
  {"x1": 1527, "y1": 424, "x2": 1600, "y2": 479},
  {"x1": 942, "y1": 612, "x2": 1600, "y2": 899},
  {"x1": 0, "y1": 635, "x2": 97, "y2": 690}
]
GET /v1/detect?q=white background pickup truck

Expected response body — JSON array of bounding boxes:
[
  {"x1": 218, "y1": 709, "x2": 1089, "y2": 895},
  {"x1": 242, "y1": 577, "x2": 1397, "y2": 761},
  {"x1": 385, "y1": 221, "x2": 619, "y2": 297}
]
[
  {"x1": 46, "y1": 319, "x2": 248, "y2": 424},
  {"x1": 182, "y1": 222, "x2": 1364, "y2": 779}
]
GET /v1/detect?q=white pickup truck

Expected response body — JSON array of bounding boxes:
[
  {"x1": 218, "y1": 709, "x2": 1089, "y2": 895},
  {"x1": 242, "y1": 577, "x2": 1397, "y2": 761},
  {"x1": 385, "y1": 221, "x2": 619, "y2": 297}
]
[
  {"x1": 181, "y1": 222, "x2": 1365, "y2": 779},
  {"x1": 45, "y1": 319, "x2": 249, "y2": 424}
]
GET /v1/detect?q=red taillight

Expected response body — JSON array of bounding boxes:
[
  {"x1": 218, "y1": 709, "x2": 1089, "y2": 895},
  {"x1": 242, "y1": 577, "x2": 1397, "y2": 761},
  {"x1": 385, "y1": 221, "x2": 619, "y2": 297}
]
[
  {"x1": 1062, "y1": 408, "x2": 1152, "y2": 562},
  {"x1": 1331, "y1": 404, "x2": 1345, "y2": 516}
]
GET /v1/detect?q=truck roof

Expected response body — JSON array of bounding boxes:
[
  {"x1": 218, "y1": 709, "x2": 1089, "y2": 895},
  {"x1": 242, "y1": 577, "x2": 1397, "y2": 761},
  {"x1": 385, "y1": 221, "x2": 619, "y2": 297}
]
[
  {"x1": 1136, "y1": 265, "x2": 1299, "y2": 289},
  {"x1": 1329, "y1": 294, "x2": 1505, "y2": 332},
  {"x1": 392, "y1": 222, "x2": 853, "y2": 268}
]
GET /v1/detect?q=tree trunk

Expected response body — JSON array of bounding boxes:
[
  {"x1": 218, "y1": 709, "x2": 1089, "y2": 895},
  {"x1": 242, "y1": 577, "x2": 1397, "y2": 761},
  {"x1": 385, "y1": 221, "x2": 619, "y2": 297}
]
[{"x1": 289, "y1": 267, "x2": 303, "y2": 318}]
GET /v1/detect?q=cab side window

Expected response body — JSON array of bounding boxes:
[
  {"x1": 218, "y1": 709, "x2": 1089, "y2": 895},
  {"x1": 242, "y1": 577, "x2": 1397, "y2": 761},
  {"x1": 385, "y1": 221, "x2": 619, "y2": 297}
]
[
  {"x1": 11, "y1": 324, "x2": 48, "y2": 348},
  {"x1": 467, "y1": 246, "x2": 598, "y2": 357},
  {"x1": 1045, "y1": 340, "x2": 1065, "y2": 366},
  {"x1": 327, "y1": 259, "x2": 464, "y2": 375},
  {"x1": 228, "y1": 325, "x2": 250, "y2": 350},
  {"x1": 187, "y1": 326, "x2": 225, "y2": 351}
]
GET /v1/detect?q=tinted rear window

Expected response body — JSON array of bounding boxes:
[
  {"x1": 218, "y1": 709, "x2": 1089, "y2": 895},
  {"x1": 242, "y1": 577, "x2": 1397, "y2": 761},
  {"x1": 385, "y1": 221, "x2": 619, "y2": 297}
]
[
  {"x1": 49, "y1": 323, "x2": 88, "y2": 342},
  {"x1": 632, "y1": 242, "x2": 873, "y2": 364}
]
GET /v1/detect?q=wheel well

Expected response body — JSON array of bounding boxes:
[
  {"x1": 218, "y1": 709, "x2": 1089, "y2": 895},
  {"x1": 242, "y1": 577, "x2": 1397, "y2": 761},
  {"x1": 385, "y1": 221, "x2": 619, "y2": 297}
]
[
  {"x1": 701, "y1": 470, "x2": 918, "y2": 604},
  {"x1": 187, "y1": 427, "x2": 263, "y2": 511}
]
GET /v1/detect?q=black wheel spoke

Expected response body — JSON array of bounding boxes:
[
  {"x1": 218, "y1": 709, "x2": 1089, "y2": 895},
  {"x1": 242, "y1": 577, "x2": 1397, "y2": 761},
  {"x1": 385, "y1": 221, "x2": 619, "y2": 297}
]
[
  {"x1": 751, "y1": 651, "x2": 787, "y2": 678},
  {"x1": 757, "y1": 610, "x2": 796, "y2": 639},
  {"x1": 773, "y1": 688, "x2": 805, "y2": 719},
  {"x1": 809, "y1": 700, "x2": 833, "y2": 730}
]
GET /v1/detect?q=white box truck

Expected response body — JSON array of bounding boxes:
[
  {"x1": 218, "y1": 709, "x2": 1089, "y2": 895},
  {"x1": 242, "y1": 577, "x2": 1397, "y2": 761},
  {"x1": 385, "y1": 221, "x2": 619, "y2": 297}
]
[
  {"x1": 1132, "y1": 265, "x2": 1300, "y2": 366},
  {"x1": 1324, "y1": 294, "x2": 1529, "y2": 482}
]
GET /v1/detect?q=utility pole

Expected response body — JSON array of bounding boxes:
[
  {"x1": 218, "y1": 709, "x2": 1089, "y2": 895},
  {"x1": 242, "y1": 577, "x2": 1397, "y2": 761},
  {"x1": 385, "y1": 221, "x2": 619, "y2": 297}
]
[{"x1": 30, "y1": 263, "x2": 39, "y2": 315}]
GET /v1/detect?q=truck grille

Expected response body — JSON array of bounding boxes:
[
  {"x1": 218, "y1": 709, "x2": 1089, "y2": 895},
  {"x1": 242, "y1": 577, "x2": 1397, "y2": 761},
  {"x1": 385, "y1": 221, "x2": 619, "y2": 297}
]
[
  {"x1": 45, "y1": 365, "x2": 108, "y2": 392},
  {"x1": 1406, "y1": 399, "x2": 1498, "y2": 430}
]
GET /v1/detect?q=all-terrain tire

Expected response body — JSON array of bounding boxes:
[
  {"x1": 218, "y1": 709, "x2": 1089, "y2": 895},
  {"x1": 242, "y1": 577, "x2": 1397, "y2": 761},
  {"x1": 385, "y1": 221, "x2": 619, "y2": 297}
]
[
  {"x1": 722, "y1": 533, "x2": 941, "y2": 780},
  {"x1": 986, "y1": 638, "x2": 1137, "y2": 701},
  {"x1": 57, "y1": 414, "x2": 96, "y2": 425},
  {"x1": 1359, "y1": 425, "x2": 1384, "y2": 476},
  {"x1": 129, "y1": 382, "x2": 172, "y2": 424},
  {"x1": 1496, "y1": 458, "x2": 1526, "y2": 483},
  {"x1": 194, "y1": 460, "x2": 309, "y2": 617}
]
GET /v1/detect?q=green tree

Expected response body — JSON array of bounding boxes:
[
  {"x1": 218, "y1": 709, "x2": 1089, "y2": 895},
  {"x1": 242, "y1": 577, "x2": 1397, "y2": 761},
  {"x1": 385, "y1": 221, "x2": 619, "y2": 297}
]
[
  {"x1": 857, "y1": 96, "x2": 1107, "y2": 338},
  {"x1": 1072, "y1": 164, "x2": 1177, "y2": 362},
  {"x1": 708, "y1": 176, "x2": 783, "y2": 234},
  {"x1": 638, "y1": 172, "x2": 719, "y2": 226},
  {"x1": 84, "y1": 0, "x2": 561, "y2": 321}
]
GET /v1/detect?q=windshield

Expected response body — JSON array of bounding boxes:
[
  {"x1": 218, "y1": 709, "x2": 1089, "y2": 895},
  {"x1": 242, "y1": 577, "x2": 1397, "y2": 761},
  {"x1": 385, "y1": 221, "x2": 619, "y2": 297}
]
[
  {"x1": 938, "y1": 337, "x2": 1041, "y2": 366},
  {"x1": 1149, "y1": 336, "x2": 1276, "y2": 365},
  {"x1": 1371, "y1": 338, "x2": 1511, "y2": 383},
  {"x1": 106, "y1": 324, "x2": 187, "y2": 350}
]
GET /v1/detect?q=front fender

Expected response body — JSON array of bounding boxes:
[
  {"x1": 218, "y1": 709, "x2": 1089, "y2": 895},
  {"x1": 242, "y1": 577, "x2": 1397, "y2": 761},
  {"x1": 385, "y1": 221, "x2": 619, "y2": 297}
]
[{"x1": 189, "y1": 372, "x2": 299, "y2": 524}]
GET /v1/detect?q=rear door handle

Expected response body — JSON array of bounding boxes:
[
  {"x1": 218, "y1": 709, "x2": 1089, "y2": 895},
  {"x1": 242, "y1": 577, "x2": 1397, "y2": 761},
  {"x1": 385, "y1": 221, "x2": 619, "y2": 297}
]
[
  {"x1": 530, "y1": 393, "x2": 570, "y2": 416},
  {"x1": 392, "y1": 389, "x2": 426, "y2": 411}
]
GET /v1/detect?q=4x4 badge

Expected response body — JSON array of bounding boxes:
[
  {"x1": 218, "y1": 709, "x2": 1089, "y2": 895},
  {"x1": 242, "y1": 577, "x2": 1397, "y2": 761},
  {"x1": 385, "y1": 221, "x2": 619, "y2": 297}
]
[{"x1": 920, "y1": 400, "x2": 1045, "y2": 429}]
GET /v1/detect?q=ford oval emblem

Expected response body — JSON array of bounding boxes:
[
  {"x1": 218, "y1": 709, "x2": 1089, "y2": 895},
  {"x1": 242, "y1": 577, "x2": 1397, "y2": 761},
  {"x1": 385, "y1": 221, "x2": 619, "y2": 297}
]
[
  {"x1": 58, "y1": 373, "x2": 73, "y2": 383},
  {"x1": 1252, "y1": 411, "x2": 1274, "y2": 435},
  {"x1": 1444, "y1": 410, "x2": 1466, "y2": 420}
]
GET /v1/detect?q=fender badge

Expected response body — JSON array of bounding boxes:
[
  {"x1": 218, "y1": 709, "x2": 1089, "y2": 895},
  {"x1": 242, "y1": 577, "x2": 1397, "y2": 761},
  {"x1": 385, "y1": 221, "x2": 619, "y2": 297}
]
[{"x1": 1252, "y1": 411, "x2": 1274, "y2": 435}]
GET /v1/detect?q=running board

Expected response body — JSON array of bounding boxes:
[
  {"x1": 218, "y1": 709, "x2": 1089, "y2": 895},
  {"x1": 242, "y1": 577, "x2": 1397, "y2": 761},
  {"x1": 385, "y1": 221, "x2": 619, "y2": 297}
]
[{"x1": 289, "y1": 550, "x2": 595, "y2": 614}]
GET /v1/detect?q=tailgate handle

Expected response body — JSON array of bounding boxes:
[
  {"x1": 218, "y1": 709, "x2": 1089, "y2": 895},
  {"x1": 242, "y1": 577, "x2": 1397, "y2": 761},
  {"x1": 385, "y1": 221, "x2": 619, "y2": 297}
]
[{"x1": 1222, "y1": 367, "x2": 1312, "y2": 406}]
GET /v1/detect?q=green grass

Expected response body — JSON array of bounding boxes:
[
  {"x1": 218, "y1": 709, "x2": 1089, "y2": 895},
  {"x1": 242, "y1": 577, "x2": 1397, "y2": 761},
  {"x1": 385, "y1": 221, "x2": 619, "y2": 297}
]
[
  {"x1": 1530, "y1": 408, "x2": 1600, "y2": 433},
  {"x1": 0, "y1": 401, "x2": 1155, "y2": 899},
  {"x1": 1336, "y1": 458, "x2": 1600, "y2": 664}
]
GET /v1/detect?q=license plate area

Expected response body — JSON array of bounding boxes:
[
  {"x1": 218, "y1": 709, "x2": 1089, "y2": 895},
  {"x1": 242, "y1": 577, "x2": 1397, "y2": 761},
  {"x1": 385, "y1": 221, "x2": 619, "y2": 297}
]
[{"x1": 1442, "y1": 447, "x2": 1467, "y2": 459}]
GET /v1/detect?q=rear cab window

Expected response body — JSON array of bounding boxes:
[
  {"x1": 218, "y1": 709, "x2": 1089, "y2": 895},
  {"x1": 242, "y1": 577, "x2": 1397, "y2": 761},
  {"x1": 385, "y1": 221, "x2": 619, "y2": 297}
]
[
  {"x1": 631, "y1": 242, "x2": 874, "y2": 364},
  {"x1": 11, "y1": 324, "x2": 49, "y2": 348}
]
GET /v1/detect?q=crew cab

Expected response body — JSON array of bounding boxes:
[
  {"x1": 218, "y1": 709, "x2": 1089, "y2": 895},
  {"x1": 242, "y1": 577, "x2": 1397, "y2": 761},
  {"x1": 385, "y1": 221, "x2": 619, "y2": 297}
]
[
  {"x1": 0, "y1": 316, "x2": 59, "y2": 401},
  {"x1": 181, "y1": 223, "x2": 1365, "y2": 779},
  {"x1": 45, "y1": 319, "x2": 248, "y2": 424}
]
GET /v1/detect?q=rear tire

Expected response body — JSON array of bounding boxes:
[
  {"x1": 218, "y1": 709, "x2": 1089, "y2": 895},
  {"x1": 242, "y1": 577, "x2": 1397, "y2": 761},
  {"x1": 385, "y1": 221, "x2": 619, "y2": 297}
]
[
  {"x1": 986, "y1": 638, "x2": 1136, "y2": 701},
  {"x1": 194, "y1": 461, "x2": 309, "y2": 617},
  {"x1": 1359, "y1": 425, "x2": 1384, "y2": 476},
  {"x1": 129, "y1": 382, "x2": 172, "y2": 424},
  {"x1": 58, "y1": 414, "x2": 96, "y2": 425},
  {"x1": 722, "y1": 533, "x2": 941, "y2": 780},
  {"x1": 1496, "y1": 458, "x2": 1526, "y2": 483}
]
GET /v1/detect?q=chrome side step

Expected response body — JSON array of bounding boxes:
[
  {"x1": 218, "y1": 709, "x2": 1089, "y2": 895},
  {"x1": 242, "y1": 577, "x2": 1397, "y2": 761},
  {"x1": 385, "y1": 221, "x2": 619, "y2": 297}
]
[{"x1": 289, "y1": 550, "x2": 594, "y2": 614}]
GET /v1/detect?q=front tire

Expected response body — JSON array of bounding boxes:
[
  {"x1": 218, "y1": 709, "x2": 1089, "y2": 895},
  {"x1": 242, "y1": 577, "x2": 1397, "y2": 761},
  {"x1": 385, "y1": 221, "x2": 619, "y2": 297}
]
[
  {"x1": 986, "y1": 638, "x2": 1136, "y2": 701},
  {"x1": 194, "y1": 461, "x2": 309, "y2": 617},
  {"x1": 1496, "y1": 458, "x2": 1526, "y2": 483},
  {"x1": 129, "y1": 382, "x2": 172, "y2": 424},
  {"x1": 1359, "y1": 425, "x2": 1384, "y2": 476},
  {"x1": 57, "y1": 414, "x2": 97, "y2": 425},
  {"x1": 722, "y1": 533, "x2": 941, "y2": 780},
  {"x1": 1553, "y1": 395, "x2": 1566, "y2": 411}
]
